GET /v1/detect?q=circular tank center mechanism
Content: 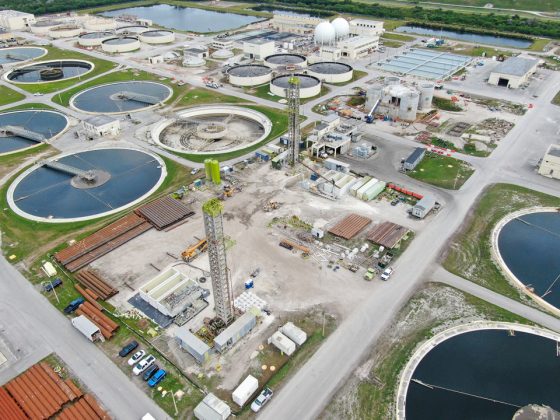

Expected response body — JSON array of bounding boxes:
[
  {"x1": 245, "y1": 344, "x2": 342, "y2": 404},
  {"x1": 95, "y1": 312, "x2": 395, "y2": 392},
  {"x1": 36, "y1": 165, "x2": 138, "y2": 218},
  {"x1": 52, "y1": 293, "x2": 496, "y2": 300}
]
[
  {"x1": 196, "y1": 122, "x2": 228, "y2": 140},
  {"x1": 39, "y1": 68, "x2": 64, "y2": 81},
  {"x1": 70, "y1": 169, "x2": 111, "y2": 189}
]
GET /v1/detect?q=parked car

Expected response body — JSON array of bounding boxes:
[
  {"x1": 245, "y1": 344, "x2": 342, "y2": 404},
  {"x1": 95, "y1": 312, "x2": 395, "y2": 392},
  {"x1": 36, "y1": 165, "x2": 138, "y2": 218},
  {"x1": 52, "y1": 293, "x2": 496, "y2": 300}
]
[
  {"x1": 128, "y1": 350, "x2": 145, "y2": 366},
  {"x1": 190, "y1": 168, "x2": 200, "y2": 175},
  {"x1": 390, "y1": 199, "x2": 399, "y2": 206},
  {"x1": 43, "y1": 277, "x2": 62, "y2": 291},
  {"x1": 251, "y1": 387, "x2": 273, "y2": 412},
  {"x1": 119, "y1": 340, "x2": 138, "y2": 357},
  {"x1": 148, "y1": 369, "x2": 166, "y2": 387},
  {"x1": 63, "y1": 297, "x2": 84, "y2": 314},
  {"x1": 133, "y1": 355, "x2": 156, "y2": 375},
  {"x1": 380, "y1": 267, "x2": 394, "y2": 281},
  {"x1": 143, "y1": 364, "x2": 159, "y2": 381},
  {"x1": 364, "y1": 268, "x2": 375, "y2": 281}
]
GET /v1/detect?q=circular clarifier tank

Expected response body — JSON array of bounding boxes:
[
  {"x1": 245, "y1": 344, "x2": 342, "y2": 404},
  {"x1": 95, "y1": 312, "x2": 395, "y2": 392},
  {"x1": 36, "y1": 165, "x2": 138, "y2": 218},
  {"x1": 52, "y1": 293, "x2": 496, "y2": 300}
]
[
  {"x1": 270, "y1": 74, "x2": 321, "y2": 98},
  {"x1": 227, "y1": 64, "x2": 272, "y2": 87},
  {"x1": 102, "y1": 36, "x2": 141, "y2": 53},
  {"x1": 0, "y1": 110, "x2": 69, "y2": 155},
  {"x1": 152, "y1": 106, "x2": 272, "y2": 156},
  {"x1": 116, "y1": 25, "x2": 150, "y2": 35},
  {"x1": 70, "y1": 81, "x2": 172, "y2": 114},
  {"x1": 0, "y1": 47, "x2": 47, "y2": 65},
  {"x1": 139, "y1": 30, "x2": 175, "y2": 44},
  {"x1": 307, "y1": 61, "x2": 353, "y2": 84},
  {"x1": 264, "y1": 53, "x2": 307, "y2": 69},
  {"x1": 495, "y1": 209, "x2": 560, "y2": 312},
  {"x1": 8, "y1": 148, "x2": 166, "y2": 223},
  {"x1": 78, "y1": 31, "x2": 114, "y2": 47},
  {"x1": 5, "y1": 60, "x2": 94, "y2": 83},
  {"x1": 400, "y1": 323, "x2": 560, "y2": 420}
]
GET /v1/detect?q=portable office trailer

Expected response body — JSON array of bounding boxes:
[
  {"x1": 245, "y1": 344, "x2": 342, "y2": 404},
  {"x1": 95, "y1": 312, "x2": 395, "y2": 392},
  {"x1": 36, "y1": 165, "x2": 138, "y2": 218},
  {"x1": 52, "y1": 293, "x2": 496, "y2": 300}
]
[
  {"x1": 232, "y1": 375, "x2": 259, "y2": 407},
  {"x1": 281, "y1": 322, "x2": 307, "y2": 345}
]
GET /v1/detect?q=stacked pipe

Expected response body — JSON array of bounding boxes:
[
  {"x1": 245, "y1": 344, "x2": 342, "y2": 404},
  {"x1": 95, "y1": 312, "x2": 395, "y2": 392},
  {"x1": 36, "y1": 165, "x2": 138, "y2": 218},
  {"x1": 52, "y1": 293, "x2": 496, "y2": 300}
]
[
  {"x1": 76, "y1": 301, "x2": 119, "y2": 340},
  {"x1": 75, "y1": 270, "x2": 118, "y2": 300}
]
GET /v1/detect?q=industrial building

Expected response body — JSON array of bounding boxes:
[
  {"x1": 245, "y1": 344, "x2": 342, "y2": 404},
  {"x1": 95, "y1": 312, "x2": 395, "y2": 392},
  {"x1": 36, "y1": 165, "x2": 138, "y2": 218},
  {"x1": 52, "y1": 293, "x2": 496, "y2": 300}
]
[
  {"x1": 194, "y1": 393, "x2": 231, "y2": 420},
  {"x1": 403, "y1": 147, "x2": 426, "y2": 171},
  {"x1": 0, "y1": 10, "x2": 36, "y2": 31},
  {"x1": 175, "y1": 328, "x2": 211, "y2": 364},
  {"x1": 488, "y1": 56, "x2": 539, "y2": 89},
  {"x1": 412, "y1": 195, "x2": 436, "y2": 219},
  {"x1": 81, "y1": 115, "x2": 120, "y2": 138},
  {"x1": 271, "y1": 11, "x2": 323, "y2": 35},
  {"x1": 538, "y1": 144, "x2": 560, "y2": 179},
  {"x1": 316, "y1": 170, "x2": 357, "y2": 199},
  {"x1": 331, "y1": 36, "x2": 379, "y2": 60},
  {"x1": 349, "y1": 19, "x2": 384, "y2": 37},
  {"x1": 214, "y1": 312, "x2": 257, "y2": 352},
  {"x1": 211, "y1": 39, "x2": 233, "y2": 50},
  {"x1": 243, "y1": 39, "x2": 275, "y2": 60}
]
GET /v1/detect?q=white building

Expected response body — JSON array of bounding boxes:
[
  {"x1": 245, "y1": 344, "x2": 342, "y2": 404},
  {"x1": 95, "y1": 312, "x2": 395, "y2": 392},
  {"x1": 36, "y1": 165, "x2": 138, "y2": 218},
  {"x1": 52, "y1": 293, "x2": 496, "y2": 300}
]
[
  {"x1": 336, "y1": 35, "x2": 378, "y2": 60},
  {"x1": 538, "y1": 144, "x2": 560, "y2": 179},
  {"x1": 194, "y1": 393, "x2": 231, "y2": 420},
  {"x1": 488, "y1": 56, "x2": 539, "y2": 88},
  {"x1": 349, "y1": 19, "x2": 384, "y2": 37},
  {"x1": 82, "y1": 115, "x2": 120, "y2": 138},
  {"x1": 271, "y1": 11, "x2": 323, "y2": 35},
  {"x1": 211, "y1": 39, "x2": 233, "y2": 50},
  {"x1": 243, "y1": 39, "x2": 275, "y2": 60},
  {"x1": 268, "y1": 331, "x2": 296, "y2": 356},
  {"x1": 412, "y1": 195, "x2": 436, "y2": 219},
  {"x1": 319, "y1": 45, "x2": 341, "y2": 61},
  {"x1": 0, "y1": 10, "x2": 35, "y2": 31}
]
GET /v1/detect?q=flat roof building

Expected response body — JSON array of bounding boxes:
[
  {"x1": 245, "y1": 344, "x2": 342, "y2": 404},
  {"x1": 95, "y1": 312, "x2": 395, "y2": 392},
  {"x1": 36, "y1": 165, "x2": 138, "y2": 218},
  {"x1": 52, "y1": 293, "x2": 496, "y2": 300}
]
[
  {"x1": 0, "y1": 10, "x2": 36, "y2": 31},
  {"x1": 538, "y1": 144, "x2": 560, "y2": 180},
  {"x1": 488, "y1": 56, "x2": 539, "y2": 89},
  {"x1": 412, "y1": 195, "x2": 436, "y2": 219},
  {"x1": 349, "y1": 19, "x2": 384, "y2": 37},
  {"x1": 194, "y1": 393, "x2": 231, "y2": 420},
  {"x1": 404, "y1": 147, "x2": 426, "y2": 171},
  {"x1": 214, "y1": 312, "x2": 256, "y2": 352},
  {"x1": 336, "y1": 35, "x2": 378, "y2": 60},
  {"x1": 243, "y1": 39, "x2": 275, "y2": 60},
  {"x1": 175, "y1": 328, "x2": 211, "y2": 364},
  {"x1": 271, "y1": 11, "x2": 323, "y2": 35},
  {"x1": 82, "y1": 115, "x2": 120, "y2": 138}
]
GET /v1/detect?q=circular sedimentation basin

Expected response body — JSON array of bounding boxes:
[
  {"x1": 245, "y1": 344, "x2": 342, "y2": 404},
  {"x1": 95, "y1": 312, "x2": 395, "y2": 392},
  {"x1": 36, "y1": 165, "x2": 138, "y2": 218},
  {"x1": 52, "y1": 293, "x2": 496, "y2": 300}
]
[{"x1": 5, "y1": 59, "x2": 94, "y2": 83}]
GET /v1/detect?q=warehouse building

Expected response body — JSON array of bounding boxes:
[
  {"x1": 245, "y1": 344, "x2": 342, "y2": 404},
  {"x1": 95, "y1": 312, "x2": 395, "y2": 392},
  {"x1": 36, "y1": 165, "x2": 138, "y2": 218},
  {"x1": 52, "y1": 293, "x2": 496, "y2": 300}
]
[
  {"x1": 0, "y1": 10, "x2": 36, "y2": 31},
  {"x1": 349, "y1": 19, "x2": 384, "y2": 37},
  {"x1": 175, "y1": 328, "x2": 211, "y2": 364},
  {"x1": 538, "y1": 144, "x2": 560, "y2": 180},
  {"x1": 271, "y1": 11, "x2": 323, "y2": 35},
  {"x1": 243, "y1": 39, "x2": 275, "y2": 60},
  {"x1": 412, "y1": 195, "x2": 436, "y2": 219},
  {"x1": 322, "y1": 35, "x2": 378, "y2": 60},
  {"x1": 403, "y1": 147, "x2": 426, "y2": 171},
  {"x1": 82, "y1": 115, "x2": 120, "y2": 138},
  {"x1": 488, "y1": 56, "x2": 539, "y2": 89}
]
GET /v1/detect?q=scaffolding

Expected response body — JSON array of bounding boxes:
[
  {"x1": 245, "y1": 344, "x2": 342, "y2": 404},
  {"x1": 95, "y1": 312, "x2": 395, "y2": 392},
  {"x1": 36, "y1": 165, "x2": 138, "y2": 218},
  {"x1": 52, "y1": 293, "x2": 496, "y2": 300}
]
[
  {"x1": 203, "y1": 199, "x2": 234, "y2": 325},
  {"x1": 287, "y1": 76, "x2": 301, "y2": 166}
]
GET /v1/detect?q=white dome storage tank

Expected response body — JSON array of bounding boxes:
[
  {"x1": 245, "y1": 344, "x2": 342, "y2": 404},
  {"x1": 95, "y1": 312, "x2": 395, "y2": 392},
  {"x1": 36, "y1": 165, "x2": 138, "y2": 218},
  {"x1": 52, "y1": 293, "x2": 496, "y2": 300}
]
[
  {"x1": 331, "y1": 17, "x2": 349, "y2": 40},
  {"x1": 399, "y1": 91, "x2": 420, "y2": 121},
  {"x1": 419, "y1": 82, "x2": 435, "y2": 110},
  {"x1": 183, "y1": 55, "x2": 205, "y2": 67},
  {"x1": 314, "y1": 21, "x2": 336, "y2": 45},
  {"x1": 212, "y1": 49, "x2": 234, "y2": 59}
]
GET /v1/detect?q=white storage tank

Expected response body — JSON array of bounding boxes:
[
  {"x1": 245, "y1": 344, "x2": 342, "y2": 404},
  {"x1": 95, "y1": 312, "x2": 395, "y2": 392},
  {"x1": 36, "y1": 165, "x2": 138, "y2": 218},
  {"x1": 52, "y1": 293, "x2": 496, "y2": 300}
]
[
  {"x1": 385, "y1": 76, "x2": 400, "y2": 86},
  {"x1": 307, "y1": 62, "x2": 353, "y2": 84},
  {"x1": 139, "y1": 30, "x2": 175, "y2": 44},
  {"x1": 227, "y1": 64, "x2": 272, "y2": 87},
  {"x1": 102, "y1": 36, "x2": 141, "y2": 53},
  {"x1": 418, "y1": 82, "x2": 435, "y2": 110},
  {"x1": 49, "y1": 25, "x2": 82, "y2": 39},
  {"x1": 30, "y1": 20, "x2": 63, "y2": 35},
  {"x1": 399, "y1": 91, "x2": 420, "y2": 120},
  {"x1": 78, "y1": 31, "x2": 114, "y2": 47},
  {"x1": 366, "y1": 84, "x2": 383, "y2": 110},
  {"x1": 212, "y1": 48, "x2": 234, "y2": 59},
  {"x1": 232, "y1": 375, "x2": 258, "y2": 407},
  {"x1": 268, "y1": 331, "x2": 296, "y2": 356},
  {"x1": 281, "y1": 322, "x2": 307, "y2": 346},
  {"x1": 270, "y1": 74, "x2": 321, "y2": 99}
]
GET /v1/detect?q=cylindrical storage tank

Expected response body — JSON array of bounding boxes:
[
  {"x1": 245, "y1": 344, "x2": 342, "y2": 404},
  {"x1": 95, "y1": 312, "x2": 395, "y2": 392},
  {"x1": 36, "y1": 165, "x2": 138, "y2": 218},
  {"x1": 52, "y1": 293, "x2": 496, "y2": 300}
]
[
  {"x1": 399, "y1": 92, "x2": 419, "y2": 121},
  {"x1": 30, "y1": 20, "x2": 63, "y2": 35},
  {"x1": 102, "y1": 37, "x2": 141, "y2": 53},
  {"x1": 212, "y1": 49, "x2": 234, "y2": 59},
  {"x1": 78, "y1": 31, "x2": 114, "y2": 47},
  {"x1": 204, "y1": 159, "x2": 212, "y2": 180},
  {"x1": 116, "y1": 25, "x2": 149, "y2": 35},
  {"x1": 182, "y1": 55, "x2": 205, "y2": 67},
  {"x1": 49, "y1": 25, "x2": 82, "y2": 39},
  {"x1": 366, "y1": 84, "x2": 383, "y2": 110},
  {"x1": 84, "y1": 18, "x2": 116, "y2": 31},
  {"x1": 418, "y1": 82, "x2": 435, "y2": 110},
  {"x1": 211, "y1": 159, "x2": 221, "y2": 185},
  {"x1": 139, "y1": 30, "x2": 175, "y2": 44},
  {"x1": 270, "y1": 74, "x2": 321, "y2": 99},
  {"x1": 385, "y1": 76, "x2": 401, "y2": 86},
  {"x1": 264, "y1": 53, "x2": 307, "y2": 69},
  {"x1": 227, "y1": 64, "x2": 272, "y2": 87},
  {"x1": 307, "y1": 62, "x2": 353, "y2": 84}
]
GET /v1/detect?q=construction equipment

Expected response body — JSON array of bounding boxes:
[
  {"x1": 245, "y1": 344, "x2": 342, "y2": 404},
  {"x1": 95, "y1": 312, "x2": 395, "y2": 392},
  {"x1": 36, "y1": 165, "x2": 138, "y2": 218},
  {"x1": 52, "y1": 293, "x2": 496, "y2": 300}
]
[
  {"x1": 279, "y1": 239, "x2": 310, "y2": 256},
  {"x1": 365, "y1": 99, "x2": 380, "y2": 123},
  {"x1": 182, "y1": 238, "x2": 208, "y2": 262}
]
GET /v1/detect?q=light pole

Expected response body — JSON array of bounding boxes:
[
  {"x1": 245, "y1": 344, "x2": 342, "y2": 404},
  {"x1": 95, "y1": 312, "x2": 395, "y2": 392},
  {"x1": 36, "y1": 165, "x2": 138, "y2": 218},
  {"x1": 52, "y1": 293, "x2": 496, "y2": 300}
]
[{"x1": 42, "y1": 279, "x2": 60, "y2": 304}]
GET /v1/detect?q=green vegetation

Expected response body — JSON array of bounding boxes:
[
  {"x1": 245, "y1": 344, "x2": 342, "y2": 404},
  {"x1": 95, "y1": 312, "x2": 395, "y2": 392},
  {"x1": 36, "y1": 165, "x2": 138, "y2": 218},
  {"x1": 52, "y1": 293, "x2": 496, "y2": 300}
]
[
  {"x1": 0, "y1": 155, "x2": 193, "y2": 264},
  {"x1": 552, "y1": 90, "x2": 560, "y2": 106},
  {"x1": 432, "y1": 96, "x2": 463, "y2": 112},
  {"x1": 169, "y1": 105, "x2": 291, "y2": 163},
  {"x1": 443, "y1": 183, "x2": 560, "y2": 303},
  {"x1": 407, "y1": 153, "x2": 474, "y2": 190},
  {"x1": 0, "y1": 85, "x2": 25, "y2": 106},
  {"x1": 382, "y1": 32, "x2": 415, "y2": 42},
  {"x1": 0, "y1": 143, "x2": 55, "y2": 181},
  {"x1": 438, "y1": 43, "x2": 515, "y2": 58},
  {"x1": 414, "y1": 0, "x2": 560, "y2": 13},
  {"x1": 431, "y1": 137, "x2": 491, "y2": 157},
  {"x1": 10, "y1": 46, "x2": 116, "y2": 94},
  {"x1": 176, "y1": 87, "x2": 249, "y2": 107},
  {"x1": 3, "y1": 102, "x2": 56, "y2": 112}
]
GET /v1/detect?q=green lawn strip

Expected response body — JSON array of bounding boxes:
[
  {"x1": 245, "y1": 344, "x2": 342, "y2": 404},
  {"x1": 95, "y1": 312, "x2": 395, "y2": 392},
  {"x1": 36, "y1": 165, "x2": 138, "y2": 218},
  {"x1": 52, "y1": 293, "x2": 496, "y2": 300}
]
[
  {"x1": 381, "y1": 39, "x2": 404, "y2": 48},
  {"x1": 176, "y1": 87, "x2": 250, "y2": 107},
  {"x1": 382, "y1": 32, "x2": 415, "y2": 42},
  {"x1": 0, "y1": 85, "x2": 25, "y2": 106},
  {"x1": 525, "y1": 37, "x2": 552, "y2": 52},
  {"x1": 430, "y1": 137, "x2": 491, "y2": 157},
  {"x1": 2, "y1": 102, "x2": 56, "y2": 112},
  {"x1": 552, "y1": 90, "x2": 560, "y2": 106},
  {"x1": 0, "y1": 155, "x2": 193, "y2": 263},
  {"x1": 437, "y1": 44, "x2": 516, "y2": 58},
  {"x1": 407, "y1": 153, "x2": 474, "y2": 190},
  {"x1": 432, "y1": 96, "x2": 463, "y2": 112},
  {"x1": 443, "y1": 183, "x2": 560, "y2": 303},
  {"x1": 167, "y1": 105, "x2": 291, "y2": 163},
  {"x1": 9, "y1": 46, "x2": 117, "y2": 94}
]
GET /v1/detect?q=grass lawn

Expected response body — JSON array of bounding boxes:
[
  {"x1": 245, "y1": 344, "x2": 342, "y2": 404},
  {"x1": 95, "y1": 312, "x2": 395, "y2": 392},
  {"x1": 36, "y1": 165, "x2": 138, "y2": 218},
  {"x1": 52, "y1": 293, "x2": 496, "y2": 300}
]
[
  {"x1": 382, "y1": 32, "x2": 415, "y2": 42},
  {"x1": 8, "y1": 46, "x2": 117, "y2": 94},
  {"x1": 168, "y1": 105, "x2": 291, "y2": 163},
  {"x1": 2, "y1": 102, "x2": 56, "y2": 112},
  {"x1": 176, "y1": 86, "x2": 250, "y2": 107},
  {"x1": 443, "y1": 183, "x2": 560, "y2": 303},
  {"x1": 552, "y1": 90, "x2": 560, "y2": 106},
  {"x1": 407, "y1": 153, "x2": 474, "y2": 190},
  {"x1": 526, "y1": 38, "x2": 552, "y2": 52},
  {"x1": 432, "y1": 96, "x2": 463, "y2": 112},
  {"x1": 0, "y1": 85, "x2": 25, "y2": 106},
  {"x1": 437, "y1": 44, "x2": 515, "y2": 58},
  {"x1": 0, "y1": 143, "x2": 56, "y2": 181},
  {"x1": 431, "y1": 137, "x2": 492, "y2": 157},
  {"x1": 381, "y1": 39, "x2": 404, "y2": 48},
  {"x1": 0, "y1": 155, "x2": 194, "y2": 264}
]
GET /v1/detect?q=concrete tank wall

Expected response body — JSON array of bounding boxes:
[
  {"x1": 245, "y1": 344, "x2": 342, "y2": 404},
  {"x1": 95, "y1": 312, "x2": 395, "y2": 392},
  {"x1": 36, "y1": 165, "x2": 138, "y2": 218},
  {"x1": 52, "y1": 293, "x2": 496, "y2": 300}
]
[
  {"x1": 366, "y1": 84, "x2": 383, "y2": 109},
  {"x1": 418, "y1": 82, "x2": 434, "y2": 110},
  {"x1": 78, "y1": 32, "x2": 113, "y2": 47},
  {"x1": 49, "y1": 26, "x2": 82, "y2": 39},
  {"x1": 30, "y1": 22, "x2": 63, "y2": 35},
  {"x1": 385, "y1": 76, "x2": 400, "y2": 86},
  {"x1": 307, "y1": 68, "x2": 353, "y2": 84},
  {"x1": 270, "y1": 78, "x2": 321, "y2": 99},
  {"x1": 229, "y1": 72, "x2": 271, "y2": 87},
  {"x1": 399, "y1": 92, "x2": 420, "y2": 120},
  {"x1": 139, "y1": 31, "x2": 175, "y2": 44},
  {"x1": 101, "y1": 37, "x2": 141, "y2": 53}
]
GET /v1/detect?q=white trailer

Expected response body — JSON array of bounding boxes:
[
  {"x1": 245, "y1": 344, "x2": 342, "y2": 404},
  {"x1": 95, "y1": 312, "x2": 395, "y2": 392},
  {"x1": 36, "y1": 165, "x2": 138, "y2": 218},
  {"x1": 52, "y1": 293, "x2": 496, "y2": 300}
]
[
  {"x1": 281, "y1": 322, "x2": 307, "y2": 346},
  {"x1": 268, "y1": 331, "x2": 296, "y2": 356},
  {"x1": 232, "y1": 375, "x2": 259, "y2": 407}
]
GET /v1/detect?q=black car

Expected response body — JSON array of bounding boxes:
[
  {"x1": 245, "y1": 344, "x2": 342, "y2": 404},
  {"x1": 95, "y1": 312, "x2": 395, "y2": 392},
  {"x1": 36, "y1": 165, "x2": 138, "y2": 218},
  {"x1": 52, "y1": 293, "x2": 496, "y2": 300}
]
[
  {"x1": 143, "y1": 364, "x2": 159, "y2": 381},
  {"x1": 119, "y1": 340, "x2": 139, "y2": 357}
]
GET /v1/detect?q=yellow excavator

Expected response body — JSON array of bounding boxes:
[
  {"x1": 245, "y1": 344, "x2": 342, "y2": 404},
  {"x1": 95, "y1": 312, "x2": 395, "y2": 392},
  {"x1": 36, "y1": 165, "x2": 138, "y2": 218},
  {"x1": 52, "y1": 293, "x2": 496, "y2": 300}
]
[{"x1": 182, "y1": 238, "x2": 208, "y2": 262}]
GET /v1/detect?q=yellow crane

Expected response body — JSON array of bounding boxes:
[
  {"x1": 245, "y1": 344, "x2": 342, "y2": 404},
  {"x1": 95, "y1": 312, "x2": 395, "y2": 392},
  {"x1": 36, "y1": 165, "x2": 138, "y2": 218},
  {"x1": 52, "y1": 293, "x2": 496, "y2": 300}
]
[{"x1": 182, "y1": 238, "x2": 208, "y2": 262}]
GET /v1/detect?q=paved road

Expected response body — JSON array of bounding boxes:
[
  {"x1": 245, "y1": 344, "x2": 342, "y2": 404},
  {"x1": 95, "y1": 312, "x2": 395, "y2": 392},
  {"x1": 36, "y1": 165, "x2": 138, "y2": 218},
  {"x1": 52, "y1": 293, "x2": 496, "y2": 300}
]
[
  {"x1": 432, "y1": 268, "x2": 560, "y2": 333},
  {"x1": 0, "y1": 258, "x2": 169, "y2": 420}
]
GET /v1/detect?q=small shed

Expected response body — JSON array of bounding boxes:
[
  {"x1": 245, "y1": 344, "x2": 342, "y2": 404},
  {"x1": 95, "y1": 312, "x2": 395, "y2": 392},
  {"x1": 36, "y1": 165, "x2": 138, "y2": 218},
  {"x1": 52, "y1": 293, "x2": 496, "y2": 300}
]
[
  {"x1": 175, "y1": 328, "x2": 211, "y2": 364},
  {"x1": 71, "y1": 315, "x2": 102, "y2": 342},
  {"x1": 82, "y1": 115, "x2": 120, "y2": 138},
  {"x1": 149, "y1": 55, "x2": 164, "y2": 64},
  {"x1": 268, "y1": 331, "x2": 296, "y2": 356},
  {"x1": 281, "y1": 322, "x2": 307, "y2": 346},
  {"x1": 404, "y1": 147, "x2": 425, "y2": 171},
  {"x1": 214, "y1": 312, "x2": 256, "y2": 352},
  {"x1": 412, "y1": 195, "x2": 436, "y2": 219},
  {"x1": 194, "y1": 393, "x2": 231, "y2": 420}
]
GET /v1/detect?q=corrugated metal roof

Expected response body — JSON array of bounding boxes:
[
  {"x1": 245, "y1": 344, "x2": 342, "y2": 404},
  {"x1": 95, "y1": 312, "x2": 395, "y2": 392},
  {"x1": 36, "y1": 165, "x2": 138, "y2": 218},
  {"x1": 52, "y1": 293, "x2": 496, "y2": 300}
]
[
  {"x1": 175, "y1": 329, "x2": 210, "y2": 355},
  {"x1": 214, "y1": 312, "x2": 256, "y2": 347},
  {"x1": 414, "y1": 195, "x2": 436, "y2": 211},
  {"x1": 406, "y1": 147, "x2": 425, "y2": 165},
  {"x1": 492, "y1": 57, "x2": 538, "y2": 77}
]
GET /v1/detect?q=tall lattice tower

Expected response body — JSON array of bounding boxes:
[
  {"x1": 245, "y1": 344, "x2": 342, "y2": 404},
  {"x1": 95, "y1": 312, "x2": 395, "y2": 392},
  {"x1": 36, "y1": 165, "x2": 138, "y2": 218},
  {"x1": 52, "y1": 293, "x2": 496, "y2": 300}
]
[
  {"x1": 287, "y1": 76, "x2": 301, "y2": 166},
  {"x1": 202, "y1": 198, "x2": 234, "y2": 325}
]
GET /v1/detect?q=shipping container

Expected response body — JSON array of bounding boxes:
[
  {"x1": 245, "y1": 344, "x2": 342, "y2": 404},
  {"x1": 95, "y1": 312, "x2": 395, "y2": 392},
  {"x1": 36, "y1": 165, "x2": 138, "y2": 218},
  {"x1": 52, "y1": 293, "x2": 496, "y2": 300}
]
[{"x1": 232, "y1": 375, "x2": 259, "y2": 407}]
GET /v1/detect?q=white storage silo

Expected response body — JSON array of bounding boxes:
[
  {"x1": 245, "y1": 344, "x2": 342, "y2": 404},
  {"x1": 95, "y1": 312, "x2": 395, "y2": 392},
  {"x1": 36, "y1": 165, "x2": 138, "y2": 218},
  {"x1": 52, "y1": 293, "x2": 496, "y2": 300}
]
[
  {"x1": 399, "y1": 91, "x2": 420, "y2": 121},
  {"x1": 366, "y1": 84, "x2": 383, "y2": 110},
  {"x1": 419, "y1": 82, "x2": 435, "y2": 110},
  {"x1": 385, "y1": 76, "x2": 401, "y2": 86}
]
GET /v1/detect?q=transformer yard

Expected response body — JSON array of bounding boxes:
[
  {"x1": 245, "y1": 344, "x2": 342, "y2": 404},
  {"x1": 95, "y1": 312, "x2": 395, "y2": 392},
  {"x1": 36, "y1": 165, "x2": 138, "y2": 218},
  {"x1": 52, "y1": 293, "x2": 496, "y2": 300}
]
[{"x1": 0, "y1": 4, "x2": 559, "y2": 420}]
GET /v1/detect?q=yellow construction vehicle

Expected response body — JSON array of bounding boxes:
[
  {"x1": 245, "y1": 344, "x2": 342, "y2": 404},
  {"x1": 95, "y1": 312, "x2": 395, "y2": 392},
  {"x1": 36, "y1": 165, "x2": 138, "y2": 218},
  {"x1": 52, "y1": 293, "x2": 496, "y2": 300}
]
[{"x1": 182, "y1": 238, "x2": 208, "y2": 262}]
